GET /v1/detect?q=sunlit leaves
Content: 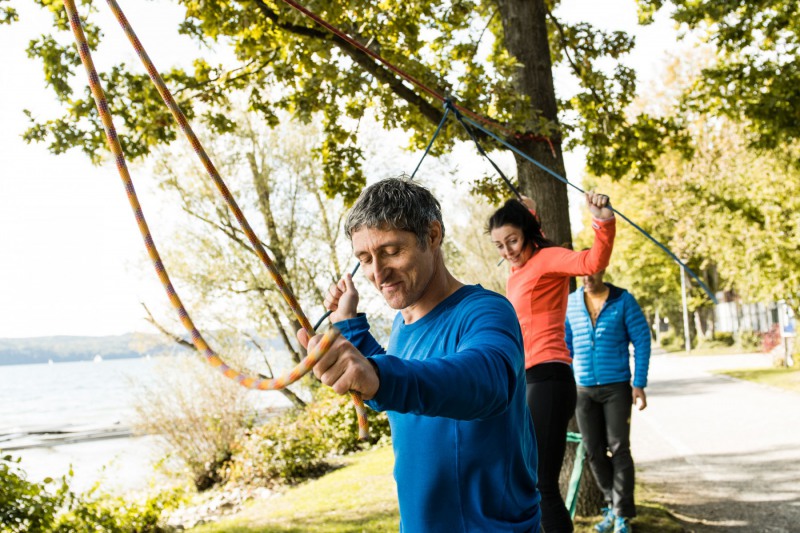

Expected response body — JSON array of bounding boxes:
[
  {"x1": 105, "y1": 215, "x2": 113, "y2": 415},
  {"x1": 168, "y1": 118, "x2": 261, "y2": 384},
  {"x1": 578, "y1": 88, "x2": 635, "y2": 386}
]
[{"x1": 638, "y1": 0, "x2": 800, "y2": 149}]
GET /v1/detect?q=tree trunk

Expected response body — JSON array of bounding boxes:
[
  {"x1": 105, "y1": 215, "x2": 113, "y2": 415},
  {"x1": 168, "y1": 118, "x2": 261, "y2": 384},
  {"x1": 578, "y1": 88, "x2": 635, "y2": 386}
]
[
  {"x1": 560, "y1": 416, "x2": 606, "y2": 517},
  {"x1": 497, "y1": 0, "x2": 602, "y2": 516},
  {"x1": 496, "y1": 0, "x2": 573, "y2": 248}
]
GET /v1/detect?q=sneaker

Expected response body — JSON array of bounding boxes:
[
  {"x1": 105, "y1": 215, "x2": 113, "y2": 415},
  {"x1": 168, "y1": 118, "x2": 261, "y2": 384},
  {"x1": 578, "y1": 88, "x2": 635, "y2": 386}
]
[
  {"x1": 594, "y1": 507, "x2": 615, "y2": 533},
  {"x1": 613, "y1": 516, "x2": 631, "y2": 533}
]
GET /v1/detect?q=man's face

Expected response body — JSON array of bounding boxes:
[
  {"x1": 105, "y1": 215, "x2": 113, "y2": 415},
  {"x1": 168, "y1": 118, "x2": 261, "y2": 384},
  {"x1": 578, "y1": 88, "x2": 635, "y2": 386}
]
[
  {"x1": 582, "y1": 269, "x2": 606, "y2": 293},
  {"x1": 351, "y1": 225, "x2": 437, "y2": 310}
]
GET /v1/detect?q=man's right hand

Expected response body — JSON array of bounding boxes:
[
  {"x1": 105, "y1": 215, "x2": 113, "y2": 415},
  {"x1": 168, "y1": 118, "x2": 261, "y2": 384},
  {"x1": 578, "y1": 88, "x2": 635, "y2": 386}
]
[{"x1": 324, "y1": 272, "x2": 360, "y2": 323}]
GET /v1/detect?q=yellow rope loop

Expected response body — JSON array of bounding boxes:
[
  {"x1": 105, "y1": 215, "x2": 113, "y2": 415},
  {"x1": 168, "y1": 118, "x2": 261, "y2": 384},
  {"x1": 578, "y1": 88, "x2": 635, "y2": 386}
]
[{"x1": 62, "y1": 0, "x2": 368, "y2": 440}]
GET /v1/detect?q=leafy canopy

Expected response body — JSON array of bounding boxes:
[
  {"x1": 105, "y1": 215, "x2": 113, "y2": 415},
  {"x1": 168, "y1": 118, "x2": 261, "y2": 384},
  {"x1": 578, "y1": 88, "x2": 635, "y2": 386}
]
[
  {"x1": 15, "y1": 0, "x2": 688, "y2": 202},
  {"x1": 638, "y1": 0, "x2": 800, "y2": 151}
]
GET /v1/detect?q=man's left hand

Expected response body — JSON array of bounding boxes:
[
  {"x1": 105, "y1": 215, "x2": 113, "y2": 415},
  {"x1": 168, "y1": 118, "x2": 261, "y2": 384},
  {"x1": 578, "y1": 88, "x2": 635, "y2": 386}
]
[{"x1": 632, "y1": 387, "x2": 647, "y2": 411}]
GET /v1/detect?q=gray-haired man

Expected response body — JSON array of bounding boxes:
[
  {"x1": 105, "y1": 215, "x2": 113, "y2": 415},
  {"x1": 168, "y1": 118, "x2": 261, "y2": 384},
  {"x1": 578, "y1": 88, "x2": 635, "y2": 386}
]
[{"x1": 298, "y1": 177, "x2": 541, "y2": 531}]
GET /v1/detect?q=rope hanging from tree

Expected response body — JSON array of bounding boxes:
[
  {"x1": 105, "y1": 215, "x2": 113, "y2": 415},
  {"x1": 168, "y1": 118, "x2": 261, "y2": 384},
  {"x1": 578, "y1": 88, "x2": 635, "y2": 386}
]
[{"x1": 62, "y1": 0, "x2": 369, "y2": 439}]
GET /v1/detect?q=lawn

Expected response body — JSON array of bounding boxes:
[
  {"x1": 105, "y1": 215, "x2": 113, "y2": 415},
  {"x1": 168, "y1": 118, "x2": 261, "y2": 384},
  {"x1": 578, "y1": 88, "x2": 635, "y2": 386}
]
[
  {"x1": 715, "y1": 364, "x2": 800, "y2": 393},
  {"x1": 191, "y1": 446, "x2": 399, "y2": 533},
  {"x1": 191, "y1": 445, "x2": 687, "y2": 532}
]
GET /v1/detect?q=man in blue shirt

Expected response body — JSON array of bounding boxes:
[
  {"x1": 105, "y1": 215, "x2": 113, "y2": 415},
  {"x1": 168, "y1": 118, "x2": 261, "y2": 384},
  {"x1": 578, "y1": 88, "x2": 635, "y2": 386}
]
[
  {"x1": 565, "y1": 269, "x2": 651, "y2": 533},
  {"x1": 298, "y1": 178, "x2": 541, "y2": 532}
]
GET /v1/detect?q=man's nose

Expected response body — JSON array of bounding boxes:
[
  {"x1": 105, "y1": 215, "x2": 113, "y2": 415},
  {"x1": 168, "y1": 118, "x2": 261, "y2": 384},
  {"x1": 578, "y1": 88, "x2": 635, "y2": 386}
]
[{"x1": 372, "y1": 257, "x2": 388, "y2": 285}]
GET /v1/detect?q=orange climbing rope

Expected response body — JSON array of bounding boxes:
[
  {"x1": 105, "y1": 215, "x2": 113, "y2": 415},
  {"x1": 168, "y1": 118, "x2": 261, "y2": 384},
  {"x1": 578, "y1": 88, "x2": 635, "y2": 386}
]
[{"x1": 62, "y1": 0, "x2": 368, "y2": 439}]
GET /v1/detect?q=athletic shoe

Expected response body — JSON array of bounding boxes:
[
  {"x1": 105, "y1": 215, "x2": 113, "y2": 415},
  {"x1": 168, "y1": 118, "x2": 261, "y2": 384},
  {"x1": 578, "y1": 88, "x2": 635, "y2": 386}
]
[
  {"x1": 594, "y1": 507, "x2": 615, "y2": 533},
  {"x1": 614, "y1": 516, "x2": 631, "y2": 533}
]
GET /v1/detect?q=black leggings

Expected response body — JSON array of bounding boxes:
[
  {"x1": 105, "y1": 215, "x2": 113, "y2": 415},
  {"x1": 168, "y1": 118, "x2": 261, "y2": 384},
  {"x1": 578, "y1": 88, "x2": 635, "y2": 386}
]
[{"x1": 526, "y1": 362, "x2": 577, "y2": 533}]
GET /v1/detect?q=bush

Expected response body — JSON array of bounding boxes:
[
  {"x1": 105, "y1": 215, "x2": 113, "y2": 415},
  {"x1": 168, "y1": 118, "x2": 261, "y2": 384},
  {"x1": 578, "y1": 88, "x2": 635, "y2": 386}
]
[
  {"x1": 700, "y1": 331, "x2": 735, "y2": 348},
  {"x1": 0, "y1": 454, "x2": 182, "y2": 533},
  {"x1": 132, "y1": 354, "x2": 259, "y2": 490},
  {"x1": 737, "y1": 330, "x2": 762, "y2": 351},
  {"x1": 762, "y1": 324, "x2": 782, "y2": 353},
  {"x1": 0, "y1": 455, "x2": 63, "y2": 532},
  {"x1": 659, "y1": 331, "x2": 676, "y2": 348},
  {"x1": 229, "y1": 387, "x2": 391, "y2": 487}
]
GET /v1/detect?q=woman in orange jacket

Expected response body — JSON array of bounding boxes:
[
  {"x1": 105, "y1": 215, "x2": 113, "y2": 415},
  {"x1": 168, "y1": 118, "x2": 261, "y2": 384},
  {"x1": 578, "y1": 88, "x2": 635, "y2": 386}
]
[{"x1": 488, "y1": 191, "x2": 615, "y2": 533}]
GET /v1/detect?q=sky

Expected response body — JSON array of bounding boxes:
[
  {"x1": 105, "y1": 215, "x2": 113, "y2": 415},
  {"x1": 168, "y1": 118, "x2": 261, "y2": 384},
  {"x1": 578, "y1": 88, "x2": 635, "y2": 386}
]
[{"x1": 0, "y1": 0, "x2": 690, "y2": 338}]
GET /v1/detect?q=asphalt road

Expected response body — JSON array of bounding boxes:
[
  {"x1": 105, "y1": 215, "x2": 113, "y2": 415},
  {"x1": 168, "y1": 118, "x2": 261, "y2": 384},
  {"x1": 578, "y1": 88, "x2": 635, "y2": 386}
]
[{"x1": 631, "y1": 353, "x2": 800, "y2": 532}]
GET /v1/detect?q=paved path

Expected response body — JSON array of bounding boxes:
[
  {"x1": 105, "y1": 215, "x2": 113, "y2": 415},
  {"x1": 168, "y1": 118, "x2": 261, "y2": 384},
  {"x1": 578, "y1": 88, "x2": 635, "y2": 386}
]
[{"x1": 631, "y1": 353, "x2": 800, "y2": 532}]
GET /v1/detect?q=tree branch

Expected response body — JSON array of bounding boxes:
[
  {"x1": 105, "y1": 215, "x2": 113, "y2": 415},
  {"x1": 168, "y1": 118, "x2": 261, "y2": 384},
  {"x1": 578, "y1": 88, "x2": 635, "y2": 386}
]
[{"x1": 252, "y1": 0, "x2": 445, "y2": 127}]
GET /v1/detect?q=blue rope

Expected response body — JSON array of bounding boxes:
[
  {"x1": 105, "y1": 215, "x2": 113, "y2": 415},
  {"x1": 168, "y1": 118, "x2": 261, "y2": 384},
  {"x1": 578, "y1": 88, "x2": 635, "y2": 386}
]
[
  {"x1": 447, "y1": 102, "x2": 717, "y2": 304},
  {"x1": 450, "y1": 105, "x2": 523, "y2": 202},
  {"x1": 410, "y1": 105, "x2": 451, "y2": 180},
  {"x1": 313, "y1": 105, "x2": 453, "y2": 330}
]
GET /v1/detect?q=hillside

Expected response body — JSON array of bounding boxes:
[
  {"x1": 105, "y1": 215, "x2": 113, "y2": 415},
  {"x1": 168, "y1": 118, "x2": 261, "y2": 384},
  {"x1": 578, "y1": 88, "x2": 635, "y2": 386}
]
[{"x1": 0, "y1": 333, "x2": 175, "y2": 365}]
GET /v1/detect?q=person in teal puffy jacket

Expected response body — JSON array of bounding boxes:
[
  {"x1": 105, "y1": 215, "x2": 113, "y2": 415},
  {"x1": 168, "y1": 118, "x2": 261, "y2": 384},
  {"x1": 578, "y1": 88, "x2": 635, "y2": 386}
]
[{"x1": 565, "y1": 269, "x2": 651, "y2": 533}]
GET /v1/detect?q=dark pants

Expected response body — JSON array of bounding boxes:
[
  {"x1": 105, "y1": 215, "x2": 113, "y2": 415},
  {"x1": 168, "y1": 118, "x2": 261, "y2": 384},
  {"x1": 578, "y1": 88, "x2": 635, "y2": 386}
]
[
  {"x1": 526, "y1": 363, "x2": 577, "y2": 533},
  {"x1": 575, "y1": 382, "x2": 636, "y2": 518}
]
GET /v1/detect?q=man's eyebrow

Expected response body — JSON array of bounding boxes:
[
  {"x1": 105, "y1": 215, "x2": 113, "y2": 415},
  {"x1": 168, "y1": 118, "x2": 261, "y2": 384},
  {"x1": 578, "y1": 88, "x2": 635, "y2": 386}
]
[{"x1": 354, "y1": 240, "x2": 405, "y2": 256}]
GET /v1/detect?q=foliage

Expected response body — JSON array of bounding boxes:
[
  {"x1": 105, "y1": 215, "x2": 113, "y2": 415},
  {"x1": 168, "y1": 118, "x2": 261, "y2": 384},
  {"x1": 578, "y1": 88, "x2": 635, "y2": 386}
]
[
  {"x1": 0, "y1": 454, "x2": 182, "y2": 533},
  {"x1": 445, "y1": 197, "x2": 507, "y2": 295},
  {"x1": 737, "y1": 330, "x2": 763, "y2": 352},
  {"x1": 16, "y1": 0, "x2": 687, "y2": 206},
  {"x1": 700, "y1": 331, "x2": 735, "y2": 348},
  {"x1": 762, "y1": 324, "x2": 782, "y2": 353},
  {"x1": 132, "y1": 353, "x2": 262, "y2": 491},
  {"x1": 578, "y1": 49, "x2": 800, "y2": 339},
  {"x1": 229, "y1": 387, "x2": 391, "y2": 487},
  {"x1": 638, "y1": 0, "x2": 800, "y2": 151},
  {"x1": 0, "y1": 454, "x2": 63, "y2": 532},
  {"x1": 140, "y1": 106, "x2": 352, "y2": 368},
  {"x1": 49, "y1": 486, "x2": 184, "y2": 533}
]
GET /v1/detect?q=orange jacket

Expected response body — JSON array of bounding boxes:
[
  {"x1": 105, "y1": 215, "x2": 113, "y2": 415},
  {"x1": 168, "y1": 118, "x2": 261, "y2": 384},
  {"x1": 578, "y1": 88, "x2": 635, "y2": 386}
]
[{"x1": 506, "y1": 217, "x2": 616, "y2": 369}]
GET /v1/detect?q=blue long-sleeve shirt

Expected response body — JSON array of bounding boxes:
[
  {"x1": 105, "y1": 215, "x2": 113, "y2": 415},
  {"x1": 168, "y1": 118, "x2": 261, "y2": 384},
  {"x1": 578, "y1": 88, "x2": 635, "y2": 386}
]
[
  {"x1": 335, "y1": 285, "x2": 540, "y2": 532},
  {"x1": 565, "y1": 284, "x2": 651, "y2": 388}
]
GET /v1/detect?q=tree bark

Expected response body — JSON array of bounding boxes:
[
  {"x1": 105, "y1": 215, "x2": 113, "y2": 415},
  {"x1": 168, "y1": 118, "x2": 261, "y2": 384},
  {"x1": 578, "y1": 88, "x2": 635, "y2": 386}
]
[
  {"x1": 496, "y1": 0, "x2": 573, "y2": 247},
  {"x1": 497, "y1": 0, "x2": 601, "y2": 516},
  {"x1": 560, "y1": 416, "x2": 606, "y2": 517}
]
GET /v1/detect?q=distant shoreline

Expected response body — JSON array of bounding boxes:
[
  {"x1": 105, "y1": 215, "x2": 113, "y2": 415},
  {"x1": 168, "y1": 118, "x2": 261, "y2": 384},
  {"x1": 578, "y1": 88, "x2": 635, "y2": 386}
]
[
  {"x1": 0, "y1": 353, "x2": 146, "y2": 366},
  {"x1": 0, "y1": 332, "x2": 175, "y2": 366}
]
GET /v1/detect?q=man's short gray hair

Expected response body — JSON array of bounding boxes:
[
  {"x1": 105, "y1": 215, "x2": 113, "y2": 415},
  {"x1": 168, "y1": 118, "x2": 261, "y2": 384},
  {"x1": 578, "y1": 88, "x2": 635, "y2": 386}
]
[{"x1": 344, "y1": 177, "x2": 445, "y2": 247}]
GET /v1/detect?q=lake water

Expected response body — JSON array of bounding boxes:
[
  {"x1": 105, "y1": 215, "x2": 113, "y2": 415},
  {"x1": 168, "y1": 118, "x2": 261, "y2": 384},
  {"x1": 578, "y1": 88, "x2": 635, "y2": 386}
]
[{"x1": 0, "y1": 357, "x2": 292, "y2": 492}]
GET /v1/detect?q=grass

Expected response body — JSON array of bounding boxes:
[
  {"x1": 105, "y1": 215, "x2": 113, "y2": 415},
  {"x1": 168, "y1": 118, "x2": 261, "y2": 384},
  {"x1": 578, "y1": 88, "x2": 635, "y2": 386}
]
[
  {"x1": 192, "y1": 445, "x2": 688, "y2": 532},
  {"x1": 191, "y1": 446, "x2": 399, "y2": 532},
  {"x1": 715, "y1": 364, "x2": 800, "y2": 393},
  {"x1": 574, "y1": 502, "x2": 686, "y2": 532}
]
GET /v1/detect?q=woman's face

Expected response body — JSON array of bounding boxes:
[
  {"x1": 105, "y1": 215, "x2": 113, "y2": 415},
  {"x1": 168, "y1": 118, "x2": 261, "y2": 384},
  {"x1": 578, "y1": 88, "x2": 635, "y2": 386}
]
[{"x1": 490, "y1": 224, "x2": 532, "y2": 268}]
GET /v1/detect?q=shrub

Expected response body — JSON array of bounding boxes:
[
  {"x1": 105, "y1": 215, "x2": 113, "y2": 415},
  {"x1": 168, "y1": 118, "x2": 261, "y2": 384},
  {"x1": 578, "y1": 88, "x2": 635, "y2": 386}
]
[
  {"x1": 0, "y1": 455, "x2": 63, "y2": 532},
  {"x1": 700, "y1": 331, "x2": 735, "y2": 348},
  {"x1": 0, "y1": 454, "x2": 182, "y2": 533},
  {"x1": 737, "y1": 330, "x2": 762, "y2": 351},
  {"x1": 131, "y1": 353, "x2": 259, "y2": 490},
  {"x1": 229, "y1": 387, "x2": 391, "y2": 487},
  {"x1": 762, "y1": 324, "x2": 782, "y2": 353},
  {"x1": 659, "y1": 331, "x2": 676, "y2": 348}
]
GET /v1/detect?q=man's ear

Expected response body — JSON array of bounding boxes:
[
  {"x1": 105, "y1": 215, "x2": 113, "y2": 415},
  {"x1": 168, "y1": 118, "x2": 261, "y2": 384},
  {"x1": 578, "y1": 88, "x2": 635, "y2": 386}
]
[{"x1": 428, "y1": 221, "x2": 443, "y2": 249}]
